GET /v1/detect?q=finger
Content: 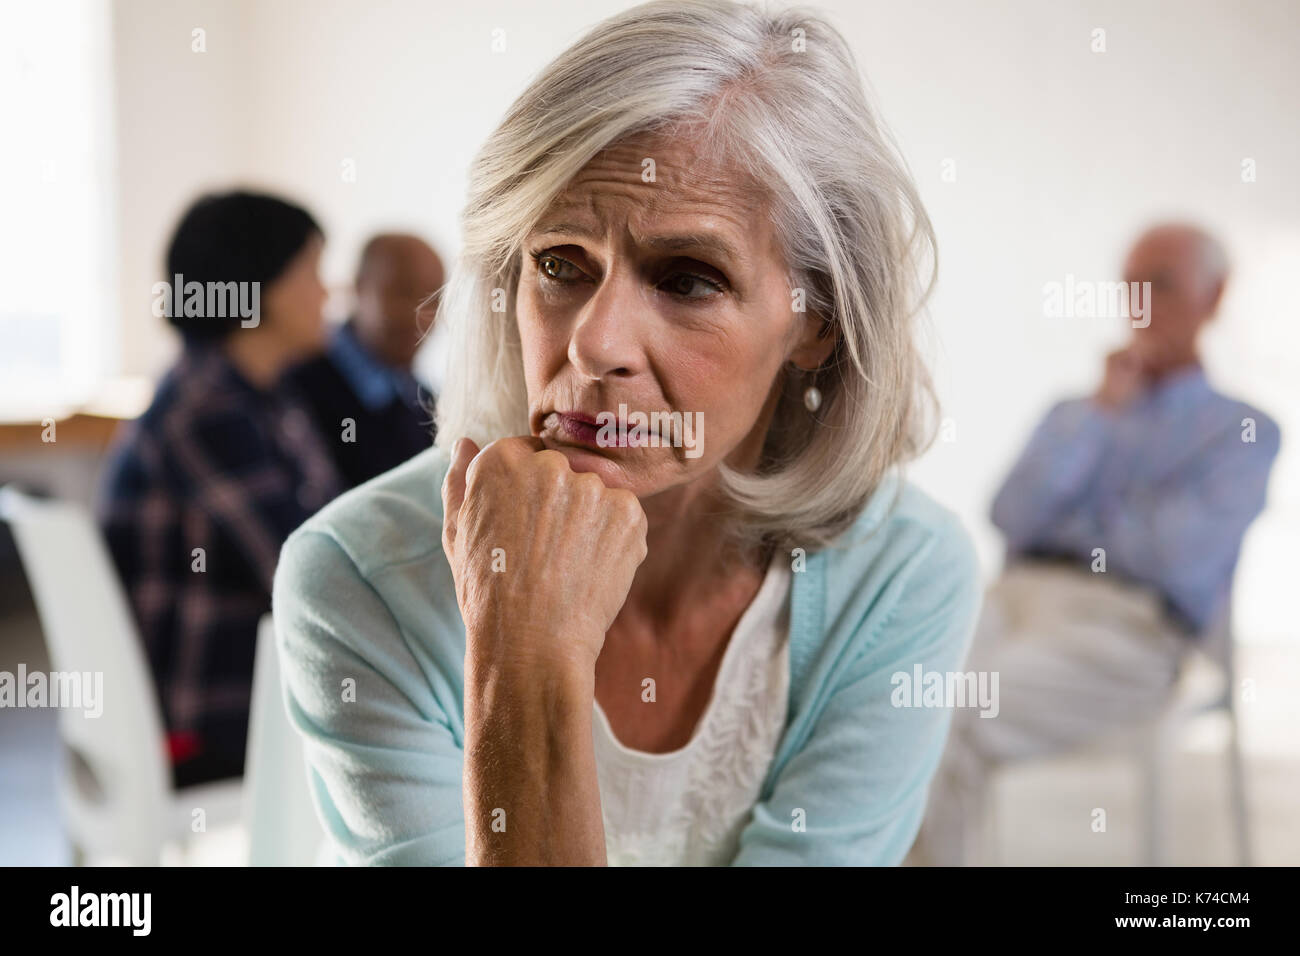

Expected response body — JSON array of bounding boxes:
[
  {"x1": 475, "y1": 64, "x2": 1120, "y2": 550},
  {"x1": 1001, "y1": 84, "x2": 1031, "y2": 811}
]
[
  {"x1": 482, "y1": 435, "x2": 558, "y2": 481},
  {"x1": 467, "y1": 435, "x2": 546, "y2": 469},
  {"x1": 499, "y1": 434, "x2": 547, "y2": 457},
  {"x1": 441, "y1": 437, "x2": 480, "y2": 547}
]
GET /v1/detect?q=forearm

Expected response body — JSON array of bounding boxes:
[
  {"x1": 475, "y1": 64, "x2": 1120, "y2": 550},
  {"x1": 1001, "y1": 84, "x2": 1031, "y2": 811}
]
[
  {"x1": 463, "y1": 641, "x2": 606, "y2": 866},
  {"x1": 991, "y1": 401, "x2": 1115, "y2": 548}
]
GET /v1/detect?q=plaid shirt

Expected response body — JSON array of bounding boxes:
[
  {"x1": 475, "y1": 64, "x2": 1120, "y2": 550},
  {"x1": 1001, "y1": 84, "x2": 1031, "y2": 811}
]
[{"x1": 96, "y1": 343, "x2": 345, "y2": 776}]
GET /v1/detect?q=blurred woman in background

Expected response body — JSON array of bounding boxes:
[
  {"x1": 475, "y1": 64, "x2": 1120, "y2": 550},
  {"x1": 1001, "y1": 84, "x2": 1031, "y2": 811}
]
[{"x1": 97, "y1": 190, "x2": 344, "y2": 788}]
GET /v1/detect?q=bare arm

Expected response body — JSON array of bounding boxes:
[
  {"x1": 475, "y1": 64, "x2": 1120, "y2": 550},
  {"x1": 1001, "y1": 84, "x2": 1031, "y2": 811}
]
[
  {"x1": 442, "y1": 436, "x2": 647, "y2": 866},
  {"x1": 463, "y1": 643, "x2": 606, "y2": 865}
]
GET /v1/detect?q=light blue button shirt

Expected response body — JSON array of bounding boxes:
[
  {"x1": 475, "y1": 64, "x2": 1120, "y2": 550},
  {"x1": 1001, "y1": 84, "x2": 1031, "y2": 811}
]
[{"x1": 991, "y1": 364, "x2": 1280, "y2": 633}]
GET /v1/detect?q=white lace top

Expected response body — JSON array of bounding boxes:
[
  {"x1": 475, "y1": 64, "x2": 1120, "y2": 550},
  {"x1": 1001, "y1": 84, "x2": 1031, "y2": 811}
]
[{"x1": 591, "y1": 552, "x2": 792, "y2": 866}]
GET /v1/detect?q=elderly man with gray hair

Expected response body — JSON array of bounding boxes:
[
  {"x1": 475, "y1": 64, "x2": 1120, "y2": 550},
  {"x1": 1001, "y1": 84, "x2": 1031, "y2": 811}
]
[{"x1": 911, "y1": 223, "x2": 1281, "y2": 866}]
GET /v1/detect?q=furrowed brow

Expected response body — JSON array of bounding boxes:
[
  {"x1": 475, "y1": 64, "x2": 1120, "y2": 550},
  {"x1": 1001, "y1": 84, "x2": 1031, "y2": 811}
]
[
  {"x1": 642, "y1": 233, "x2": 744, "y2": 267},
  {"x1": 529, "y1": 220, "x2": 603, "y2": 241},
  {"x1": 528, "y1": 220, "x2": 745, "y2": 268}
]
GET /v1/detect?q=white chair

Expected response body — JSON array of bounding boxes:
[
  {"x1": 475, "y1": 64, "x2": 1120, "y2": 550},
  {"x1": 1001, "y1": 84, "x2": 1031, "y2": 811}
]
[
  {"x1": 0, "y1": 485, "x2": 243, "y2": 865},
  {"x1": 243, "y1": 613, "x2": 332, "y2": 865},
  {"x1": 1137, "y1": 597, "x2": 1251, "y2": 866},
  {"x1": 980, "y1": 595, "x2": 1252, "y2": 866}
]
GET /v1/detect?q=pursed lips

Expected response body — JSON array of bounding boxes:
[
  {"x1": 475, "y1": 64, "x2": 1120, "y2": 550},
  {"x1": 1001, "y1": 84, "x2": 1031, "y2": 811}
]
[{"x1": 543, "y1": 410, "x2": 667, "y2": 446}]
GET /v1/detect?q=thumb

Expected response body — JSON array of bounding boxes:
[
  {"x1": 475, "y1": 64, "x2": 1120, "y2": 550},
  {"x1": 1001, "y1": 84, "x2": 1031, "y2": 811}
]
[{"x1": 441, "y1": 436, "x2": 481, "y2": 548}]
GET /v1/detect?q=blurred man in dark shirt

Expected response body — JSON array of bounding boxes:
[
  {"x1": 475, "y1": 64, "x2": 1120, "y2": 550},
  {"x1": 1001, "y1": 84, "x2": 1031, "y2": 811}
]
[{"x1": 283, "y1": 233, "x2": 444, "y2": 488}]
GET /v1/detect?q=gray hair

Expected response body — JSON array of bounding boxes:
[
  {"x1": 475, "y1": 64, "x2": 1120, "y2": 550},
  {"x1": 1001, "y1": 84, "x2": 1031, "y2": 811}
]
[{"x1": 433, "y1": 0, "x2": 939, "y2": 552}]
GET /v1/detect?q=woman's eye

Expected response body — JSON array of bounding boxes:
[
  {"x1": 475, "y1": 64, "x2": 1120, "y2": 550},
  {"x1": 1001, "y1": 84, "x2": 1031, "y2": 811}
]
[
  {"x1": 661, "y1": 272, "x2": 724, "y2": 299},
  {"x1": 534, "y1": 252, "x2": 582, "y2": 283},
  {"x1": 530, "y1": 250, "x2": 723, "y2": 300}
]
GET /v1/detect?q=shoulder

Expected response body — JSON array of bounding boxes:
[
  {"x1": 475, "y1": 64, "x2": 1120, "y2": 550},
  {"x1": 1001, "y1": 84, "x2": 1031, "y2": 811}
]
[
  {"x1": 832, "y1": 472, "x2": 980, "y2": 592},
  {"x1": 97, "y1": 362, "x2": 197, "y2": 492},
  {"x1": 132, "y1": 350, "x2": 270, "y2": 465},
  {"x1": 1040, "y1": 395, "x2": 1108, "y2": 428},
  {"x1": 1184, "y1": 384, "x2": 1282, "y2": 480},
  {"x1": 281, "y1": 353, "x2": 352, "y2": 404},
  {"x1": 815, "y1": 473, "x2": 983, "y2": 660},
  {"x1": 272, "y1": 446, "x2": 465, "y2": 731},
  {"x1": 1214, "y1": 394, "x2": 1280, "y2": 454},
  {"x1": 277, "y1": 444, "x2": 452, "y2": 584}
]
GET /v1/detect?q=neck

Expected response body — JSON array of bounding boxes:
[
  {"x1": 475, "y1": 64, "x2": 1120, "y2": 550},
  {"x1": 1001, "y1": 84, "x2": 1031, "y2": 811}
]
[
  {"x1": 350, "y1": 319, "x2": 405, "y2": 372},
  {"x1": 618, "y1": 473, "x2": 767, "y2": 632},
  {"x1": 615, "y1": 380, "x2": 782, "y2": 630},
  {"x1": 220, "y1": 329, "x2": 295, "y2": 389},
  {"x1": 1147, "y1": 348, "x2": 1202, "y2": 383}
]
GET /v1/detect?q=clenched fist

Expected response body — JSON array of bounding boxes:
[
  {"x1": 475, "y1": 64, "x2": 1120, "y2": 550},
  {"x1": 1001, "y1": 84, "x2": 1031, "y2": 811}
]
[
  {"x1": 441, "y1": 436, "x2": 649, "y2": 676},
  {"x1": 1094, "y1": 346, "x2": 1150, "y2": 410}
]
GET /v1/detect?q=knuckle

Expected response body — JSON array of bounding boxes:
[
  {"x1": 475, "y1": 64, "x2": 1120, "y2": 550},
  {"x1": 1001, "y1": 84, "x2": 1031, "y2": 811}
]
[
  {"x1": 532, "y1": 450, "x2": 570, "y2": 489},
  {"x1": 465, "y1": 447, "x2": 493, "y2": 482},
  {"x1": 497, "y1": 436, "x2": 535, "y2": 461},
  {"x1": 613, "y1": 489, "x2": 645, "y2": 524},
  {"x1": 467, "y1": 440, "x2": 512, "y2": 486},
  {"x1": 577, "y1": 472, "x2": 604, "y2": 496},
  {"x1": 534, "y1": 448, "x2": 568, "y2": 470}
]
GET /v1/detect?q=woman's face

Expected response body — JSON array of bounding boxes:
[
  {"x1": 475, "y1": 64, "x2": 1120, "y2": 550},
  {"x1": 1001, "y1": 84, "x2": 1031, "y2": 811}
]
[
  {"x1": 263, "y1": 233, "x2": 329, "y2": 358},
  {"x1": 517, "y1": 132, "x2": 834, "y2": 498}
]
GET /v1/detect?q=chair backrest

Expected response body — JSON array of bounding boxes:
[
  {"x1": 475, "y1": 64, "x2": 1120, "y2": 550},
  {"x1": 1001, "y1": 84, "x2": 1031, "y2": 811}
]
[
  {"x1": 243, "y1": 613, "x2": 327, "y2": 865},
  {"x1": 0, "y1": 485, "x2": 170, "y2": 860}
]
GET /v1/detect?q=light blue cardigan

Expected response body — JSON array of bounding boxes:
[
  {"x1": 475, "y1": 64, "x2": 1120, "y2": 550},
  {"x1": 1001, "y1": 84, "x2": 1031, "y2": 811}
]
[{"x1": 272, "y1": 445, "x2": 982, "y2": 865}]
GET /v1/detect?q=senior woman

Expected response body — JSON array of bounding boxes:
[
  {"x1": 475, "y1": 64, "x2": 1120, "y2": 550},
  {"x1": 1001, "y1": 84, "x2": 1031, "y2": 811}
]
[{"x1": 273, "y1": 0, "x2": 980, "y2": 866}]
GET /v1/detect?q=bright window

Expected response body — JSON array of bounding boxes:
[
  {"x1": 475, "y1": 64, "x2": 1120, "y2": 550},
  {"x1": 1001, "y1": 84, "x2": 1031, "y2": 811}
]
[{"x1": 0, "y1": 0, "x2": 116, "y2": 421}]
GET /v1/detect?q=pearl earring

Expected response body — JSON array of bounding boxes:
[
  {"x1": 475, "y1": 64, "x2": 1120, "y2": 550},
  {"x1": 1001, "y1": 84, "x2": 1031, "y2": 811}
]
[{"x1": 803, "y1": 383, "x2": 822, "y2": 413}]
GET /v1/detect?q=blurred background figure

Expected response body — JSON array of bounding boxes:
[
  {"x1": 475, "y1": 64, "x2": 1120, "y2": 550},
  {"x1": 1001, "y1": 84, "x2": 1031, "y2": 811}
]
[
  {"x1": 94, "y1": 191, "x2": 346, "y2": 789},
  {"x1": 281, "y1": 233, "x2": 443, "y2": 489},
  {"x1": 911, "y1": 223, "x2": 1282, "y2": 865}
]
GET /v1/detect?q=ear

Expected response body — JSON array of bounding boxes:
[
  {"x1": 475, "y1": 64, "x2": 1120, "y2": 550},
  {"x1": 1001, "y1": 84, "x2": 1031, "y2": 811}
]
[
  {"x1": 788, "y1": 310, "x2": 838, "y2": 370},
  {"x1": 1204, "y1": 274, "x2": 1227, "y2": 317}
]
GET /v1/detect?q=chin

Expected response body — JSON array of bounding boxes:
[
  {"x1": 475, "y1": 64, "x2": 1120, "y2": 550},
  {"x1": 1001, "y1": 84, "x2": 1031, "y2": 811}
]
[{"x1": 302, "y1": 329, "x2": 329, "y2": 354}]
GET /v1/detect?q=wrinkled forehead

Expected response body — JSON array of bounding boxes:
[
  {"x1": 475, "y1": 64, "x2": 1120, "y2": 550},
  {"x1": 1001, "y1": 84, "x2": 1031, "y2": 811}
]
[{"x1": 539, "y1": 130, "x2": 772, "y2": 237}]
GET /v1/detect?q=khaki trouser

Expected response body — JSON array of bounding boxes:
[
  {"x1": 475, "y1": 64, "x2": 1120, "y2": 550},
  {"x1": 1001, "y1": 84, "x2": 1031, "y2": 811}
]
[{"x1": 911, "y1": 560, "x2": 1190, "y2": 866}]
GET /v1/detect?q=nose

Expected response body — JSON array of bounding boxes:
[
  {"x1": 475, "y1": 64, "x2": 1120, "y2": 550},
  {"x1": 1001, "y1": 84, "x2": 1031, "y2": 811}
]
[{"x1": 567, "y1": 266, "x2": 645, "y2": 381}]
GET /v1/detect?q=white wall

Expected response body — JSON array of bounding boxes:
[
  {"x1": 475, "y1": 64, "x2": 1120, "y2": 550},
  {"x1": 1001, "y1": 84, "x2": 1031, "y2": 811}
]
[
  {"x1": 108, "y1": 0, "x2": 1300, "y2": 641},
  {"x1": 111, "y1": 0, "x2": 259, "y2": 379}
]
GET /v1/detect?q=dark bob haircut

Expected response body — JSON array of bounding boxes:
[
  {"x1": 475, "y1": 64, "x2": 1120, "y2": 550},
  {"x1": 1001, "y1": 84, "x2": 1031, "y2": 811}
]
[{"x1": 163, "y1": 190, "x2": 322, "y2": 342}]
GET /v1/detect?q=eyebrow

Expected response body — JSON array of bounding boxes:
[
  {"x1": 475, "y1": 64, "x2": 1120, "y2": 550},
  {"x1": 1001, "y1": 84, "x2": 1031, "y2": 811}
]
[{"x1": 530, "y1": 220, "x2": 745, "y2": 268}]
